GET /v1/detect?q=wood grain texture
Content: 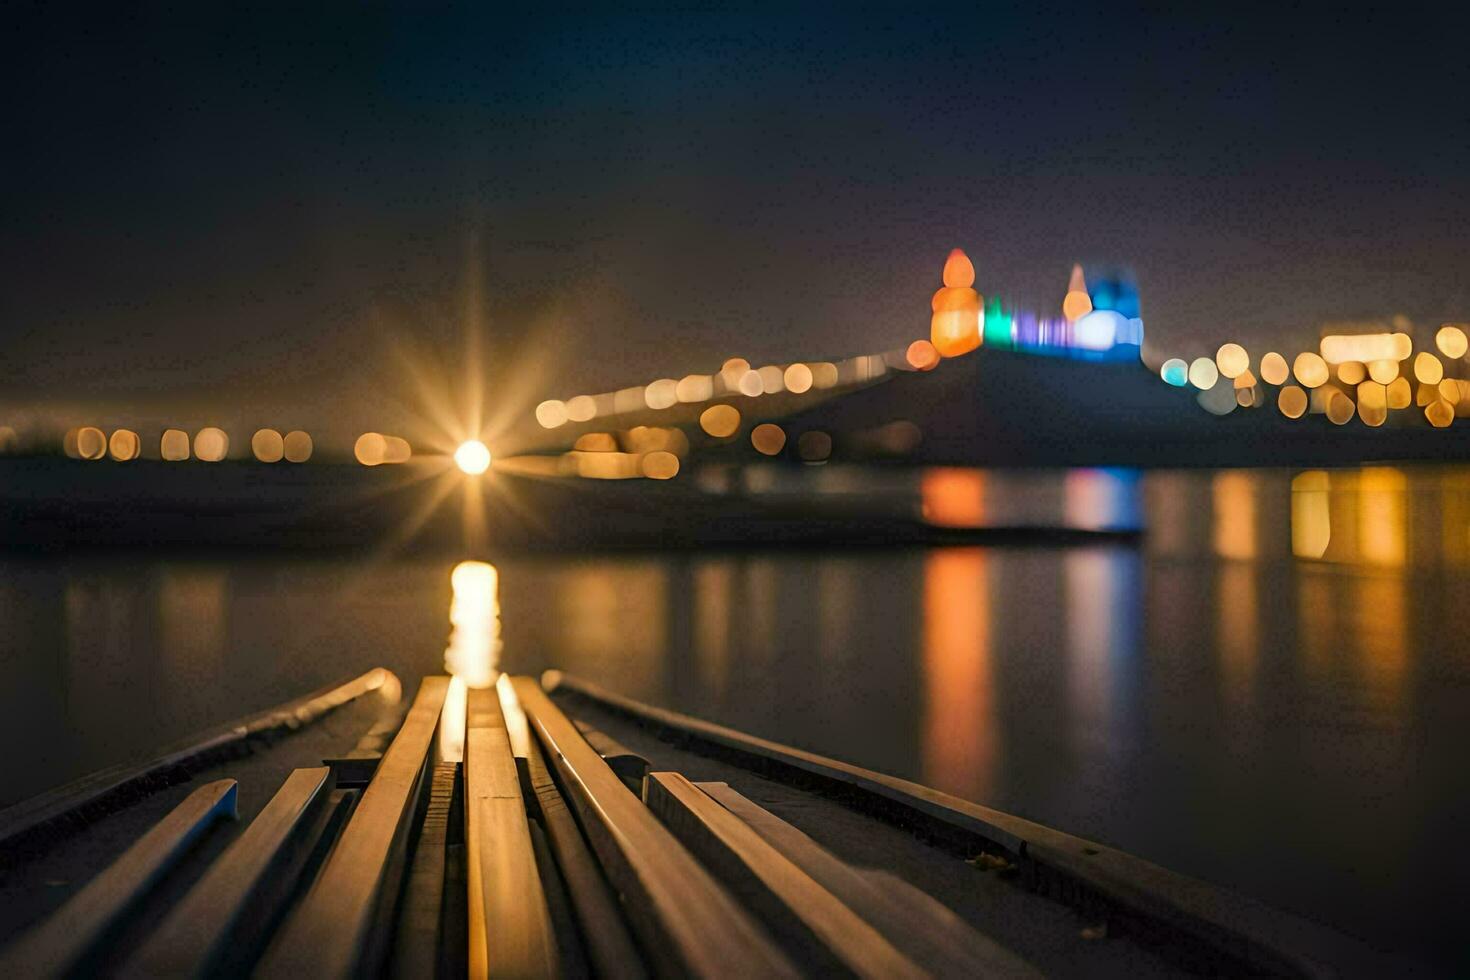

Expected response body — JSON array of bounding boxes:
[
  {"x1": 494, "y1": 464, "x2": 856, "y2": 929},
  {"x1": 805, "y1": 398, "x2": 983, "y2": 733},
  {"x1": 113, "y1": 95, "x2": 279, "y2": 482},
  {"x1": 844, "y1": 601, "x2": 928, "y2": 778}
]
[
  {"x1": 696, "y1": 781, "x2": 1040, "y2": 978},
  {"x1": 256, "y1": 676, "x2": 449, "y2": 979},
  {"x1": 645, "y1": 772, "x2": 924, "y2": 980},
  {"x1": 391, "y1": 760, "x2": 458, "y2": 979},
  {"x1": 545, "y1": 670, "x2": 1362, "y2": 979},
  {"x1": 510, "y1": 676, "x2": 797, "y2": 979},
  {"x1": 0, "y1": 779, "x2": 238, "y2": 978},
  {"x1": 118, "y1": 767, "x2": 330, "y2": 979},
  {"x1": 522, "y1": 716, "x2": 645, "y2": 978},
  {"x1": 464, "y1": 686, "x2": 559, "y2": 978}
]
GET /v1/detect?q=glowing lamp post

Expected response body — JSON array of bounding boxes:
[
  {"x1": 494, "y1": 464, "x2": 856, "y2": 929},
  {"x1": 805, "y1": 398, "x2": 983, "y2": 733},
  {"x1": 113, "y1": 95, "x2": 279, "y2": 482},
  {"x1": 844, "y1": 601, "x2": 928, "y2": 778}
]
[
  {"x1": 930, "y1": 248, "x2": 981, "y2": 358},
  {"x1": 454, "y1": 440, "x2": 492, "y2": 475}
]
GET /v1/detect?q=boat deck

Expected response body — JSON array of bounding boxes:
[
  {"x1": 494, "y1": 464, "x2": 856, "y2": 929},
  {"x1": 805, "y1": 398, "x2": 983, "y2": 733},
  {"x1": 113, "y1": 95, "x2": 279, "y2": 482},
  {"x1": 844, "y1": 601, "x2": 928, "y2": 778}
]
[{"x1": 0, "y1": 669, "x2": 1397, "y2": 978}]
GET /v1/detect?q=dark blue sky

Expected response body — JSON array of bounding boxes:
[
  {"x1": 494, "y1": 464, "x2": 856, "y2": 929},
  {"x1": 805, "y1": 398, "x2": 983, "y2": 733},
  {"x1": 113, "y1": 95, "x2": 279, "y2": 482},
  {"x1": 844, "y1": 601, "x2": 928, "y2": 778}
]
[{"x1": 3, "y1": 5, "x2": 1468, "y2": 433}]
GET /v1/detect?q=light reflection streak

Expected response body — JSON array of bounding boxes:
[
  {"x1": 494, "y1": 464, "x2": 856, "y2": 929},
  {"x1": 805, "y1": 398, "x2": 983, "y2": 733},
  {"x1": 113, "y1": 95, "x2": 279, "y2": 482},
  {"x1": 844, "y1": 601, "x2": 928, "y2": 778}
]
[
  {"x1": 920, "y1": 468, "x2": 985, "y2": 527},
  {"x1": 921, "y1": 548, "x2": 997, "y2": 799},
  {"x1": 1065, "y1": 548, "x2": 1141, "y2": 757},
  {"x1": 1217, "y1": 561, "x2": 1259, "y2": 706},
  {"x1": 694, "y1": 560, "x2": 733, "y2": 701},
  {"x1": 1212, "y1": 471, "x2": 1258, "y2": 560},
  {"x1": 440, "y1": 560, "x2": 502, "y2": 761}
]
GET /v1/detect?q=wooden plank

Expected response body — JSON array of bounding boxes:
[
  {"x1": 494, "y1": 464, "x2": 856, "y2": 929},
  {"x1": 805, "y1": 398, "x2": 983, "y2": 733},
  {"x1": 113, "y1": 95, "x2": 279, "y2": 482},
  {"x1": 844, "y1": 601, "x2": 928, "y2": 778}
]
[
  {"x1": 522, "y1": 721, "x2": 645, "y2": 978},
  {"x1": 572, "y1": 719, "x2": 649, "y2": 787},
  {"x1": 545, "y1": 671, "x2": 1370, "y2": 978},
  {"x1": 510, "y1": 676, "x2": 797, "y2": 979},
  {"x1": 389, "y1": 760, "x2": 457, "y2": 979},
  {"x1": 463, "y1": 686, "x2": 559, "y2": 978},
  {"x1": 256, "y1": 676, "x2": 450, "y2": 979},
  {"x1": 696, "y1": 781, "x2": 1040, "y2": 978},
  {"x1": 116, "y1": 767, "x2": 330, "y2": 978},
  {"x1": 645, "y1": 772, "x2": 924, "y2": 979},
  {"x1": 0, "y1": 779, "x2": 238, "y2": 977},
  {"x1": 0, "y1": 667, "x2": 395, "y2": 850}
]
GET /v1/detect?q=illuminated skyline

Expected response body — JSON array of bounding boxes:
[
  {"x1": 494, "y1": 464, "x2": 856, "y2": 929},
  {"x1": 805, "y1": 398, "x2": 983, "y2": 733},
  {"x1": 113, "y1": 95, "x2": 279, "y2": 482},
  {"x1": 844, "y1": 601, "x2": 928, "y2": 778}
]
[{"x1": 3, "y1": 7, "x2": 1468, "y2": 446}]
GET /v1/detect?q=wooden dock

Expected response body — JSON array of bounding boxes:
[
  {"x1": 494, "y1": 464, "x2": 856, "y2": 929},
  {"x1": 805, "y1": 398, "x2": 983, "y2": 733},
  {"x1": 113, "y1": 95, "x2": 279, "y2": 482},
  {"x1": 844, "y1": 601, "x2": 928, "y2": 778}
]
[{"x1": 0, "y1": 669, "x2": 1400, "y2": 978}]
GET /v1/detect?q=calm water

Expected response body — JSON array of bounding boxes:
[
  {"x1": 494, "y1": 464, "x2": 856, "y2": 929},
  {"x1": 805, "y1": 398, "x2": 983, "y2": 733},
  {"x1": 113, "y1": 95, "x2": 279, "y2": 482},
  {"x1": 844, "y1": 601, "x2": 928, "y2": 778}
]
[{"x1": 1, "y1": 466, "x2": 1465, "y2": 970}]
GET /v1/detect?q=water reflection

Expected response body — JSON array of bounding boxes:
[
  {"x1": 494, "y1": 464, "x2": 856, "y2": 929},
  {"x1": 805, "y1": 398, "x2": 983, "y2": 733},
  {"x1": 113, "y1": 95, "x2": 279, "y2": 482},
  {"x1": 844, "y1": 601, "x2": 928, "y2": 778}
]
[
  {"x1": 2, "y1": 466, "x2": 1468, "y2": 968},
  {"x1": 446, "y1": 560, "x2": 501, "y2": 687},
  {"x1": 921, "y1": 549, "x2": 997, "y2": 799}
]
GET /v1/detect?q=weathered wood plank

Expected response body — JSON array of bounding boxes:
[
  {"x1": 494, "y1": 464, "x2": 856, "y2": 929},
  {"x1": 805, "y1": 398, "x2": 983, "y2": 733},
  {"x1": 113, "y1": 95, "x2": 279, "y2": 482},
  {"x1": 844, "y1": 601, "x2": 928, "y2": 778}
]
[
  {"x1": 572, "y1": 719, "x2": 649, "y2": 787},
  {"x1": 510, "y1": 677, "x2": 796, "y2": 979},
  {"x1": 117, "y1": 767, "x2": 331, "y2": 979},
  {"x1": 256, "y1": 675, "x2": 449, "y2": 979},
  {"x1": 645, "y1": 772, "x2": 924, "y2": 979},
  {"x1": 0, "y1": 668, "x2": 393, "y2": 851},
  {"x1": 0, "y1": 779, "x2": 238, "y2": 977},
  {"x1": 464, "y1": 686, "x2": 559, "y2": 978},
  {"x1": 545, "y1": 670, "x2": 1365, "y2": 978},
  {"x1": 696, "y1": 780, "x2": 1040, "y2": 978},
  {"x1": 390, "y1": 760, "x2": 458, "y2": 979},
  {"x1": 522, "y1": 721, "x2": 645, "y2": 978}
]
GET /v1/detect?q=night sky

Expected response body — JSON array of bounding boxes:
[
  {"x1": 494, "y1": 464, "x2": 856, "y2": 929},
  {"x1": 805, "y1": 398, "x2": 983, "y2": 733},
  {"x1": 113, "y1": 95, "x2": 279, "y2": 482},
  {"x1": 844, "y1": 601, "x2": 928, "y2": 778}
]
[{"x1": 4, "y1": 5, "x2": 1468, "y2": 440}]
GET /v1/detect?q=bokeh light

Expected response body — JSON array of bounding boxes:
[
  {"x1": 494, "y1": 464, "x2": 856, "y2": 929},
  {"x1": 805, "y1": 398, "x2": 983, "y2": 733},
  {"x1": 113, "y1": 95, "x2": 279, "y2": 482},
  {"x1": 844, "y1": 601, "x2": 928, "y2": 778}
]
[
  {"x1": 194, "y1": 427, "x2": 228, "y2": 462},
  {"x1": 382, "y1": 436, "x2": 411, "y2": 463},
  {"x1": 251, "y1": 428, "x2": 284, "y2": 463},
  {"x1": 354, "y1": 432, "x2": 387, "y2": 466},
  {"x1": 783, "y1": 363, "x2": 814, "y2": 393},
  {"x1": 565, "y1": 394, "x2": 598, "y2": 421},
  {"x1": 1159, "y1": 358, "x2": 1188, "y2": 386},
  {"x1": 1436, "y1": 325, "x2": 1468, "y2": 359},
  {"x1": 719, "y1": 357, "x2": 751, "y2": 389},
  {"x1": 1187, "y1": 357, "x2": 1219, "y2": 389},
  {"x1": 1320, "y1": 333, "x2": 1411, "y2": 364},
  {"x1": 108, "y1": 429, "x2": 140, "y2": 461},
  {"x1": 906, "y1": 340, "x2": 940, "y2": 371},
  {"x1": 1259, "y1": 352, "x2": 1289, "y2": 386},
  {"x1": 750, "y1": 423, "x2": 786, "y2": 456},
  {"x1": 454, "y1": 440, "x2": 492, "y2": 475},
  {"x1": 1357, "y1": 382, "x2": 1387, "y2": 427},
  {"x1": 1293, "y1": 352, "x2": 1329, "y2": 388},
  {"x1": 1061, "y1": 264, "x2": 1091, "y2": 322},
  {"x1": 1426, "y1": 399, "x2": 1454, "y2": 428},
  {"x1": 1326, "y1": 392, "x2": 1355, "y2": 425},
  {"x1": 283, "y1": 430, "x2": 312, "y2": 462},
  {"x1": 1413, "y1": 351, "x2": 1443, "y2": 385},
  {"x1": 1336, "y1": 361, "x2": 1366, "y2": 385},
  {"x1": 1367, "y1": 359, "x2": 1399, "y2": 384},
  {"x1": 676, "y1": 375, "x2": 713, "y2": 403},
  {"x1": 535, "y1": 400, "x2": 568, "y2": 428},
  {"x1": 161, "y1": 429, "x2": 190, "y2": 461},
  {"x1": 1073, "y1": 309, "x2": 1122, "y2": 351},
  {"x1": 1215, "y1": 343, "x2": 1249, "y2": 379},
  {"x1": 75, "y1": 426, "x2": 106, "y2": 460},
  {"x1": 1278, "y1": 385, "x2": 1307, "y2": 418},
  {"x1": 641, "y1": 451, "x2": 680, "y2": 480},
  {"x1": 574, "y1": 432, "x2": 618, "y2": 452},
  {"x1": 699, "y1": 404, "x2": 741, "y2": 438},
  {"x1": 811, "y1": 363, "x2": 839, "y2": 389},
  {"x1": 737, "y1": 370, "x2": 764, "y2": 397},
  {"x1": 1387, "y1": 377, "x2": 1412, "y2": 409},
  {"x1": 931, "y1": 249, "x2": 982, "y2": 359},
  {"x1": 941, "y1": 248, "x2": 975, "y2": 289}
]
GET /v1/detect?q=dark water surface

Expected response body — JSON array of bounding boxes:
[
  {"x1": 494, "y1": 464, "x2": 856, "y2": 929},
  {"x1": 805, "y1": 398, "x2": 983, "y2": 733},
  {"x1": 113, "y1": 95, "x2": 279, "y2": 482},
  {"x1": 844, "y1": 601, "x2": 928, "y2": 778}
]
[{"x1": 1, "y1": 466, "x2": 1465, "y2": 970}]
